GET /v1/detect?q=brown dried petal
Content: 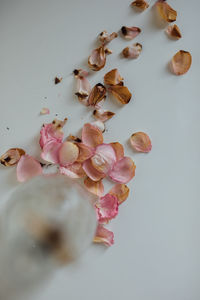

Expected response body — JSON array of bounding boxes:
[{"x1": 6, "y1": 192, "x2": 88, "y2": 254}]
[
  {"x1": 52, "y1": 118, "x2": 68, "y2": 130},
  {"x1": 104, "y1": 69, "x2": 123, "y2": 86},
  {"x1": 99, "y1": 30, "x2": 118, "y2": 45},
  {"x1": 88, "y1": 46, "x2": 106, "y2": 71},
  {"x1": 108, "y1": 85, "x2": 132, "y2": 104},
  {"x1": 166, "y1": 24, "x2": 182, "y2": 39},
  {"x1": 122, "y1": 43, "x2": 142, "y2": 59},
  {"x1": 121, "y1": 26, "x2": 141, "y2": 40},
  {"x1": 156, "y1": 1, "x2": 177, "y2": 23},
  {"x1": 131, "y1": 0, "x2": 149, "y2": 10},
  {"x1": 105, "y1": 48, "x2": 113, "y2": 55},
  {"x1": 54, "y1": 77, "x2": 62, "y2": 84},
  {"x1": 93, "y1": 108, "x2": 115, "y2": 122},
  {"x1": 170, "y1": 50, "x2": 192, "y2": 76},
  {"x1": 0, "y1": 148, "x2": 25, "y2": 167},
  {"x1": 88, "y1": 83, "x2": 106, "y2": 106}
]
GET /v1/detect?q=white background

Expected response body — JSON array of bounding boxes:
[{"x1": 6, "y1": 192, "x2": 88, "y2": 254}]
[{"x1": 0, "y1": 0, "x2": 200, "y2": 299}]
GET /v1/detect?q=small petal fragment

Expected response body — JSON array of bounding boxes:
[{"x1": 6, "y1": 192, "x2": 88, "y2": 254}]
[
  {"x1": 93, "y1": 108, "x2": 115, "y2": 122},
  {"x1": 82, "y1": 123, "x2": 104, "y2": 148},
  {"x1": 156, "y1": 1, "x2": 177, "y2": 23},
  {"x1": 109, "y1": 157, "x2": 136, "y2": 184},
  {"x1": 171, "y1": 50, "x2": 192, "y2": 75},
  {"x1": 59, "y1": 162, "x2": 86, "y2": 178},
  {"x1": 131, "y1": 0, "x2": 149, "y2": 11},
  {"x1": 88, "y1": 46, "x2": 106, "y2": 71},
  {"x1": 110, "y1": 142, "x2": 124, "y2": 161},
  {"x1": 76, "y1": 143, "x2": 94, "y2": 163},
  {"x1": 41, "y1": 140, "x2": 62, "y2": 164},
  {"x1": 93, "y1": 224, "x2": 114, "y2": 246},
  {"x1": 83, "y1": 159, "x2": 105, "y2": 182},
  {"x1": 91, "y1": 144, "x2": 116, "y2": 174},
  {"x1": 109, "y1": 184, "x2": 130, "y2": 205},
  {"x1": 122, "y1": 43, "x2": 142, "y2": 59},
  {"x1": 166, "y1": 24, "x2": 182, "y2": 39},
  {"x1": 95, "y1": 193, "x2": 119, "y2": 223},
  {"x1": 108, "y1": 85, "x2": 132, "y2": 104},
  {"x1": 74, "y1": 69, "x2": 91, "y2": 106},
  {"x1": 99, "y1": 30, "x2": 118, "y2": 45},
  {"x1": 121, "y1": 26, "x2": 141, "y2": 40},
  {"x1": 40, "y1": 108, "x2": 50, "y2": 115},
  {"x1": 58, "y1": 142, "x2": 79, "y2": 166},
  {"x1": 0, "y1": 148, "x2": 25, "y2": 167},
  {"x1": 104, "y1": 69, "x2": 123, "y2": 86},
  {"x1": 17, "y1": 155, "x2": 43, "y2": 182},
  {"x1": 84, "y1": 177, "x2": 104, "y2": 197},
  {"x1": 54, "y1": 77, "x2": 62, "y2": 84},
  {"x1": 130, "y1": 132, "x2": 152, "y2": 152},
  {"x1": 88, "y1": 83, "x2": 106, "y2": 106}
]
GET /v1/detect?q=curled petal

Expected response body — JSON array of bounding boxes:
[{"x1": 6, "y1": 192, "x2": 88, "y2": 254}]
[
  {"x1": 95, "y1": 193, "x2": 119, "y2": 223},
  {"x1": 75, "y1": 77, "x2": 91, "y2": 106},
  {"x1": 109, "y1": 157, "x2": 136, "y2": 184},
  {"x1": 84, "y1": 177, "x2": 104, "y2": 197},
  {"x1": 93, "y1": 108, "x2": 115, "y2": 122},
  {"x1": 122, "y1": 43, "x2": 142, "y2": 59},
  {"x1": 156, "y1": 0, "x2": 177, "y2": 23},
  {"x1": 90, "y1": 121, "x2": 105, "y2": 133},
  {"x1": 40, "y1": 107, "x2": 50, "y2": 115},
  {"x1": 171, "y1": 50, "x2": 192, "y2": 76},
  {"x1": 59, "y1": 162, "x2": 86, "y2": 178},
  {"x1": 76, "y1": 143, "x2": 94, "y2": 163},
  {"x1": 82, "y1": 123, "x2": 103, "y2": 148},
  {"x1": 104, "y1": 69, "x2": 123, "y2": 86},
  {"x1": 121, "y1": 26, "x2": 141, "y2": 40},
  {"x1": 99, "y1": 30, "x2": 118, "y2": 45},
  {"x1": 110, "y1": 142, "x2": 124, "y2": 161},
  {"x1": 83, "y1": 159, "x2": 105, "y2": 182},
  {"x1": 131, "y1": 0, "x2": 149, "y2": 10},
  {"x1": 109, "y1": 184, "x2": 130, "y2": 205},
  {"x1": 88, "y1": 46, "x2": 106, "y2": 71},
  {"x1": 91, "y1": 144, "x2": 116, "y2": 174},
  {"x1": 58, "y1": 141, "x2": 79, "y2": 166},
  {"x1": 0, "y1": 148, "x2": 25, "y2": 167},
  {"x1": 17, "y1": 155, "x2": 43, "y2": 182},
  {"x1": 93, "y1": 224, "x2": 114, "y2": 246},
  {"x1": 166, "y1": 24, "x2": 182, "y2": 39},
  {"x1": 41, "y1": 140, "x2": 62, "y2": 164},
  {"x1": 130, "y1": 132, "x2": 152, "y2": 152},
  {"x1": 88, "y1": 83, "x2": 106, "y2": 106},
  {"x1": 73, "y1": 69, "x2": 89, "y2": 78},
  {"x1": 108, "y1": 85, "x2": 132, "y2": 104}
]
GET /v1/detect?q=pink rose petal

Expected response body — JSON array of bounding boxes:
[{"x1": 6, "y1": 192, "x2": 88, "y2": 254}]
[
  {"x1": 41, "y1": 140, "x2": 62, "y2": 164},
  {"x1": 109, "y1": 183, "x2": 130, "y2": 205},
  {"x1": 84, "y1": 177, "x2": 104, "y2": 197},
  {"x1": 75, "y1": 76, "x2": 91, "y2": 106},
  {"x1": 88, "y1": 46, "x2": 106, "y2": 71},
  {"x1": 110, "y1": 142, "x2": 124, "y2": 161},
  {"x1": 121, "y1": 26, "x2": 141, "y2": 40},
  {"x1": 95, "y1": 193, "x2": 119, "y2": 223},
  {"x1": 109, "y1": 157, "x2": 136, "y2": 184},
  {"x1": 76, "y1": 143, "x2": 94, "y2": 163},
  {"x1": 82, "y1": 123, "x2": 104, "y2": 148},
  {"x1": 59, "y1": 162, "x2": 86, "y2": 178},
  {"x1": 17, "y1": 155, "x2": 43, "y2": 182},
  {"x1": 91, "y1": 144, "x2": 116, "y2": 174},
  {"x1": 83, "y1": 159, "x2": 105, "y2": 182},
  {"x1": 93, "y1": 224, "x2": 114, "y2": 246},
  {"x1": 58, "y1": 141, "x2": 79, "y2": 166},
  {"x1": 130, "y1": 132, "x2": 152, "y2": 153}
]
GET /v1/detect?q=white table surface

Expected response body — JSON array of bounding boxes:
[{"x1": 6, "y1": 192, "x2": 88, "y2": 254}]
[{"x1": 1, "y1": 0, "x2": 200, "y2": 299}]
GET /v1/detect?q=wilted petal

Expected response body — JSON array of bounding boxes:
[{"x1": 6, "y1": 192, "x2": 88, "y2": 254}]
[
  {"x1": 76, "y1": 143, "x2": 94, "y2": 163},
  {"x1": 108, "y1": 85, "x2": 132, "y2": 104},
  {"x1": 40, "y1": 107, "x2": 50, "y2": 115},
  {"x1": 75, "y1": 77, "x2": 91, "y2": 106},
  {"x1": 104, "y1": 69, "x2": 123, "y2": 86},
  {"x1": 109, "y1": 157, "x2": 136, "y2": 184},
  {"x1": 166, "y1": 24, "x2": 182, "y2": 39},
  {"x1": 131, "y1": 0, "x2": 149, "y2": 10},
  {"x1": 82, "y1": 123, "x2": 104, "y2": 148},
  {"x1": 41, "y1": 140, "x2": 62, "y2": 164},
  {"x1": 99, "y1": 30, "x2": 118, "y2": 45},
  {"x1": 0, "y1": 148, "x2": 25, "y2": 167},
  {"x1": 90, "y1": 120, "x2": 105, "y2": 132},
  {"x1": 84, "y1": 177, "x2": 104, "y2": 197},
  {"x1": 91, "y1": 144, "x2": 116, "y2": 174},
  {"x1": 17, "y1": 155, "x2": 43, "y2": 182},
  {"x1": 171, "y1": 50, "x2": 192, "y2": 75},
  {"x1": 121, "y1": 26, "x2": 141, "y2": 40},
  {"x1": 58, "y1": 141, "x2": 79, "y2": 166},
  {"x1": 110, "y1": 142, "x2": 124, "y2": 161},
  {"x1": 130, "y1": 132, "x2": 152, "y2": 152},
  {"x1": 88, "y1": 46, "x2": 106, "y2": 71},
  {"x1": 93, "y1": 224, "x2": 114, "y2": 246},
  {"x1": 83, "y1": 159, "x2": 105, "y2": 182},
  {"x1": 95, "y1": 193, "x2": 119, "y2": 223},
  {"x1": 109, "y1": 183, "x2": 130, "y2": 205},
  {"x1": 93, "y1": 108, "x2": 115, "y2": 122},
  {"x1": 156, "y1": 0, "x2": 177, "y2": 23},
  {"x1": 122, "y1": 43, "x2": 142, "y2": 59},
  {"x1": 59, "y1": 162, "x2": 86, "y2": 178},
  {"x1": 88, "y1": 83, "x2": 106, "y2": 106}
]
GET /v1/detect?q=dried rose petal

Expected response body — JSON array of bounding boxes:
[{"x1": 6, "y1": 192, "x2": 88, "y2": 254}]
[
  {"x1": 131, "y1": 0, "x2": 149, "y2": 10},
  {"x1": 171, "y1": 50, "x2": 192, "y2": 76},
  {"x1": 90, "y1": 121, "x2": 105, "y2": 133},
  {"x1": 93, "y1": 108, "x2": 115, "y2": 122},
  {"x1": 40, "y1": 108, "x2": 50, "y2": 115},
  {"x1": 91, "y1": 144, "x2": 116, "y2": 174},
  {"x1": 166, "y1": 24, "x2": 182, "y2": 39},
  {"x1": 93, "y1": 224, "x2": 114, "y2": 246},
  {"x1": 58, "y1": 141, "x2": 79, "y2": 166},
  {"x1": 95, "y1": 193, "x2": 119, "y2": 223},
  {"x1": 109, "y1": 157, "x2": 136, "y2": 184},
  {"x1": 88, "y1": 83, "x2": 106, "y2": 106},
  {"x1": 84, "y1": 177, "x2": 104, "y2": 197},
  {"x1": 17, "y1": 155, "x2": 43, "y2": 182},
  {"x1": 0, "y1": 148, "x2": 25, "y2": 167},
  {"x1": 76, "y1": 143, "x2": 94, "y2": 163},
  {"x1": 130, "y1": 132, "x2": 152, "y2": 152},
  {"x1": 88, "y1": 46, "x2": 106, "y2": 71},
  {"x1": 54, "y1": 77, "x2": 62, "y2": 84},
  {"x1": 105, "y1": 48, "x2": 112, "y2": 55},
  {"x1": 108, "y1": 85, "x2": 132, "y2": 104},
  {"x1": 121, "y1": 26, "x2": 141, "y2": 40},
  {"x1": 83, "y1": 159, "x2": 105, "y2": 182},
  {"x1": 73, "y1": 69, "x2": 89, "y2": 78},
  {"x1": 156, "y1": 0, "x2": 177, "y2": 23},
  {"x1": 41, "y1": 140, "x2": 62, "y2": 164},
  {"x1": 109, "y1": 183, "x2": 130, "y2": 205},
  {"x1": 122, "y1": 43, "x2": 142, "y2": 59},
  {"x1": 75, "y1": 77, "x2": 91, "y2": 106},
  {"x1": 99, "y1": 30, "x2": 118, "y2": 45},
  {"x1": 59, "y1": 162, "x2": 86, "y2": 178},
  {"x1": 82, "y1": 123, "x2": 104, "y2": 148},
  {"x1": 110, "y1": 142, "x2": 124, "y2": 161},
  {"x1": 104, "y1": 69, "x2": 123, "y2": 86}
]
